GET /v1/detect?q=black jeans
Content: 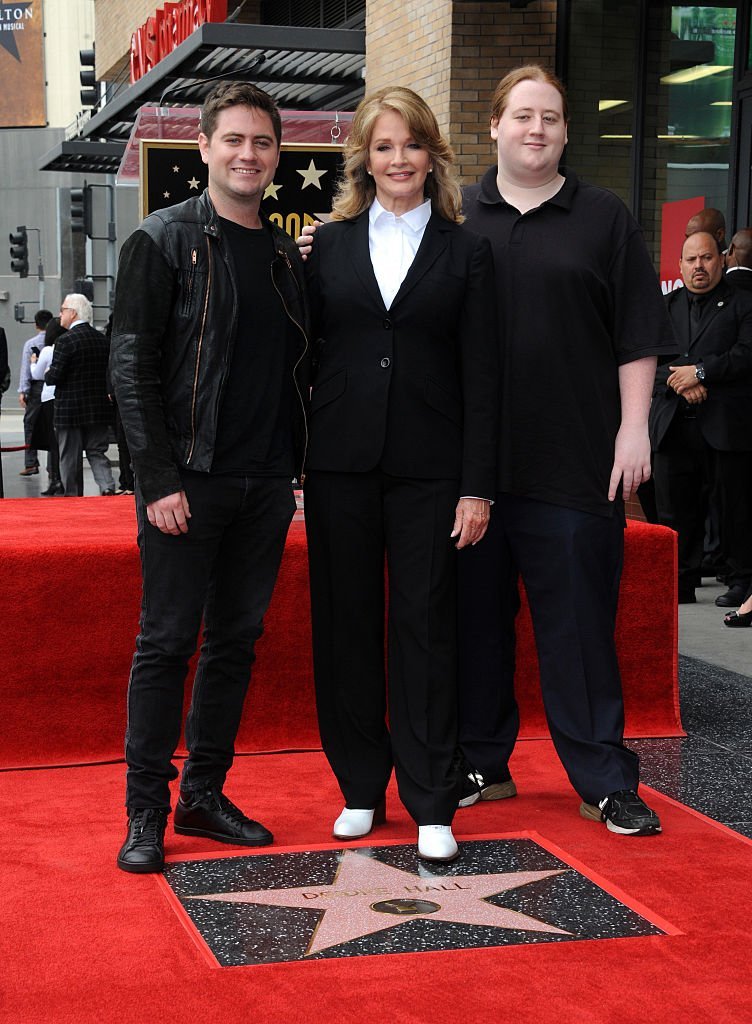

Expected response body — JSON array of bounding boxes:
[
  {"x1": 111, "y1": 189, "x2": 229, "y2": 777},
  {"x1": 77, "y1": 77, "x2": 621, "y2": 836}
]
[{"x1": 125, "y1": 471, "x2": 296, "y2": 810}]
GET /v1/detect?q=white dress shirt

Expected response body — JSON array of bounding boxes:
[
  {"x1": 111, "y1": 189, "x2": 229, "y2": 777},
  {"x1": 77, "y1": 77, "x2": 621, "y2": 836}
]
[
  {"x1": 368, "y1": 197, "x2": 432, "y2": 309},
  {"x1": 31, "y1": 344, "x2": 56, "y2": 402}
]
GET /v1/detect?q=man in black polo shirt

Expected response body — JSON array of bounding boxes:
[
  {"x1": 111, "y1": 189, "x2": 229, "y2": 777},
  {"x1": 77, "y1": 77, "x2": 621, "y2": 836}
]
[
  {"x1": 456, "y1": 66, "x2": 677, "y2": 836},
  {"x1": 110, "y1": 82, "x2": 309, "y2": 873},
  {"x1": 650, "y1": 231, "x2": 752, "y2": 608}
]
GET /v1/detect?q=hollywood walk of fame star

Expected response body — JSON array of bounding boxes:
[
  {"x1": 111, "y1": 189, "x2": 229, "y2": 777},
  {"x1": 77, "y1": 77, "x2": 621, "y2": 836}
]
[
  {"x1": 264, "y1": 181, "x2": 283, "y2": 201},
  {"x1": 188, "y1": 848, "x2": 570, "y2": 956},
  {"x1": 187, "y1": 177, "x2": 200, "y2": 190},
  {"x1": 296, "y1": 159, "x2": 328, "y2": 191}
]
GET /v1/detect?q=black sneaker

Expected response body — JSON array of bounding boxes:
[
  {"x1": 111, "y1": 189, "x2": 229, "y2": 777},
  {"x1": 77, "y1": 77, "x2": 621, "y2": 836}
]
[
  {"x1": 174, "y1": 787, "x2": 273, "y2": 846},
  {"x1": 117, "y1": 808, "x2": 168, "y2": 873},
  {"x1": 580, "y1": 789, "x2": 661, "y2": 836},
  {"x1": 458, "y1": 767, "x2": 517, "y2": 808}
]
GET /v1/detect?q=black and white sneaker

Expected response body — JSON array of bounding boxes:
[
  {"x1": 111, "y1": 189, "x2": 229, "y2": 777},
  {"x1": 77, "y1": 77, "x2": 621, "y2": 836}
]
[
  {"x1": 458, "y1": 768, "x2": 517, "y2": 808},
  {"x1": 580, "y1": 789, "x2": 661, "y2": 836}
]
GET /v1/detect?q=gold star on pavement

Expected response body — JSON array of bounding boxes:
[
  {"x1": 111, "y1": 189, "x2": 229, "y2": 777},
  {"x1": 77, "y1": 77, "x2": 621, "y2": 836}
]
[
  {"x1": 189, "y1": 848, "x2": 570, "y2": 956},
  {"x1": 296, "y1": 159, "x2": 327, "y2": 191},
  {"x1": 264, "y1": 181, "x2": 283, "y2": 201},
  {"x1": 187, "y1": 177, "x2": 200, "y2": 190}
]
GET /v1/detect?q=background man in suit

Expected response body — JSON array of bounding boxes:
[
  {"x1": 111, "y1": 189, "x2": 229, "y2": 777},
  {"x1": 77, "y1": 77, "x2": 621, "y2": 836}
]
[
  {"x1": 650, "y1": 231, "x2": 752, "y2": 606},
  {"x1": 45, "y1": 294, "x2": 115, "y2": 497},
  {"x1": 725, "y1": 228, "x2": 752, "y2": 291}
]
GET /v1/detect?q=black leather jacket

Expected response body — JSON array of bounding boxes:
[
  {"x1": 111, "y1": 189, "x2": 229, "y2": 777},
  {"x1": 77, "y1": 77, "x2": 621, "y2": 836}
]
[{"x1": 110, "y1": 190, "x2": 310, "y2": 504}]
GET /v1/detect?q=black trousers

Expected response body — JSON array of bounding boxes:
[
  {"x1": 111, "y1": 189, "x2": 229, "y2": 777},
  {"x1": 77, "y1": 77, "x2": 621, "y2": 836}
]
[
  {"x1": 125, "y1": 472, "x2": 295, "y2": 810},
  {"x1": 457, "y1": 492, "x2": 638, "y2": 805},
  {"x1": 653, "y1": 417, "x2": 752, "y2": 592},
  {"x1": 304, "y1": 469, "x2": 462, "y2": 825},
  {"x1": 23, "y1": 380, "x2": 43, "y2": 468}
]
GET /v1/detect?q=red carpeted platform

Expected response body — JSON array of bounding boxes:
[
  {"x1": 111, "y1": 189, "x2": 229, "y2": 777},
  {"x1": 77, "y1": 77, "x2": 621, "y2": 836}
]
[
  {"x1": 3, "y1": 743, "x2": 751, "y2": 1023},
  {"x1": 0, "y1": 499, "x2": 681, "y2": 769}
]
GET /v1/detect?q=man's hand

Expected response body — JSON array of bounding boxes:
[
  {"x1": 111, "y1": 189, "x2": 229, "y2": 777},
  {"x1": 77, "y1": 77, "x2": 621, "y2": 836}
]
[
  {"x1": 666, "y1": 365, "x2": 700, "y2": 394},
  {"x1": 680, "y1": 383, "x2": 708, "y2": 405},
  {"x1": 450, "y1": 497, "x2": 491, "y2": 549},
  {"x1": 147, "y1": 490, "x2": 191, "y2": 535},
  {"x1": 18, "y1": 393, "x2": 26, "y2": 408},
  {"x1": 295, "y1": 221, "x2": 321, "y2": 261},
  {"x1": 608, "y1": 423, "x2": 651, "y2": 502}
]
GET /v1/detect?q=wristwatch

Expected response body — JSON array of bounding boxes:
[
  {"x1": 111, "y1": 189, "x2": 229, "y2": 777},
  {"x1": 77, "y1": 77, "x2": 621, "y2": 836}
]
[{"x1": 695, "y1": 365, "x2": 706, "y2": 383}]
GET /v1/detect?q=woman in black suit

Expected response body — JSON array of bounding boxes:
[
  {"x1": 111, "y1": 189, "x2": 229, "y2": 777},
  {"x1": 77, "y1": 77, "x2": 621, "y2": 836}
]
[{"x1": 304, "y1": 87, "x2": 498, "y2": 862}]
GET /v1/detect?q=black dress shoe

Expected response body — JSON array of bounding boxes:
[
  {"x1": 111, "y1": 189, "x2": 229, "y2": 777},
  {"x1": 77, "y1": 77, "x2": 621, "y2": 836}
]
[
  {"x1": 724, "y1": 609, "x2": 752, "y2": 628},
  {"x1": 117, "y1": 808, "x2": 168, "y2": 873},
  {"x1": 174, "y1": 787, "x2": 273, "y2": 846},
  {"x1": 40, "y1": 482, "x2": 64, "y2": 497},
  {"x1": 715, "y1": 584, "x2": 748, "y2": 607}
]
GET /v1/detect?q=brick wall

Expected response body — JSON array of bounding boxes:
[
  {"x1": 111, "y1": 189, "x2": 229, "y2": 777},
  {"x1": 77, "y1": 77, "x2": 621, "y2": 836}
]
[
  {"x1": 365, "y1": 0, "x2": 454, "y2": 133},
  {"x1": 365, "y1": 1, "x2": 557, "y2": 186},
  {"x1": 94, "y1": 0, "x2": 261, "y2": 82},
  {"x1": 448, "y1": 0, "x2": 556, "y2": 185}
]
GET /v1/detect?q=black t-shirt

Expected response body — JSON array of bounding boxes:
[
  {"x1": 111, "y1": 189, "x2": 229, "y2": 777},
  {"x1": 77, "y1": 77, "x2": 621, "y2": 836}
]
[
  {"x1": 212, "y1": 218, "x2": 297, "y2": 476},
  {"x1": 462, "y1": 167, "x2": 678, "y2": 517}
]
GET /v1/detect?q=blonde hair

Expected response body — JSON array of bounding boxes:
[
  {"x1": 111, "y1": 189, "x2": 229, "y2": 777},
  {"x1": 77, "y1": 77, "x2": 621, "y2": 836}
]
[
  {"x1": 490, "y1": 65, "x2": 569, "y2": 124},
  {"x1": 331, "y1": 86, "x2": 463, "y2": 223}
]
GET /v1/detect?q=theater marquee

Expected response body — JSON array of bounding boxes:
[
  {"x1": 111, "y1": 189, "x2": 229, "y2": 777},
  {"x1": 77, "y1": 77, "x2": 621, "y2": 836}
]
[
  {"x1": 0, "y1": 2, "x2": 45, "y2": 127},
  {"x1": 140, "y1": 140, "x2": 344, "y2": 235}
]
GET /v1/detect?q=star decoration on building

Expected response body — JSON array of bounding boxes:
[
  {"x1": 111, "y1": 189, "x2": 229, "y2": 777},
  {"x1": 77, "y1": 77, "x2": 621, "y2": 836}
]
[
  {"x1": 188, "y1": 848, "x2": 569, "y2": 956},
  {"x1": 0, "y1": 3, "x2": 33, "y2": 61},
  {"x1": 264, "y1": 181, "x2": 283, "y2": 201},
  {"x1": 296, "y1": 159, "x2": 328, "y2": 191},
  {"x1": 172, "y1": 165, "x2": 180, "y2": 173},
  {"x1": 163, "y1": 191, "x2": 170, "y2": 199},
  {"x1": 187, "y1": 177, "x2": 200, "y2": 190}
]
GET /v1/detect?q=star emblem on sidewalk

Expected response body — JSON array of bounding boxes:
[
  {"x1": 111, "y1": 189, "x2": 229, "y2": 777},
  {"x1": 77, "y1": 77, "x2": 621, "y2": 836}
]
[{"x1": 189, "y1": 848, "x2": 569, "y2": 955}]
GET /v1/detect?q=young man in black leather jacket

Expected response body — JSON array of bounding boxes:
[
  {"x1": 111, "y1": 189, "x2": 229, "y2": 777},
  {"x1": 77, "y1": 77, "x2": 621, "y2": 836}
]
[{"x1": 110, "y1": 81, "x2": 310, "y2": 873}]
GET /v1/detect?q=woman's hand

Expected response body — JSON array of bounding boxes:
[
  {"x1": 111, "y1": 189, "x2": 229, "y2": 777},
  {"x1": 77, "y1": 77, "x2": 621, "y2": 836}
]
[
  {"x1": 295, "y1": 221, "x2": 321, "y2": 261},
  {"x1": 451, "y1": 497, "x2": 491, "y2": 549}
]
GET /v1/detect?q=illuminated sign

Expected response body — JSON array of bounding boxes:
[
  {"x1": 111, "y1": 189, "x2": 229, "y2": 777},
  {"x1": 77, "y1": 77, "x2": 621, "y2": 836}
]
[{"x1": 130, "y1": 0, "x2": 228, "y2": 83}]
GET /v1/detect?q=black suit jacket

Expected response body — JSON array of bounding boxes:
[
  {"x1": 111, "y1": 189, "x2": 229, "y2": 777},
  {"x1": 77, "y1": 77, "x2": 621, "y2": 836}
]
[
  {"x1": 305, "y1": 209, "x2": 498, "y2": 497},
  {"x1": 649, "y1": 280, "x2": 752, "y2": 452},
  {"x1": 46, "y1": 322, "x2": 113, "y2": 428},
  {"x1": 725, "y1": 268, "x2": 752, "y2": 292}
]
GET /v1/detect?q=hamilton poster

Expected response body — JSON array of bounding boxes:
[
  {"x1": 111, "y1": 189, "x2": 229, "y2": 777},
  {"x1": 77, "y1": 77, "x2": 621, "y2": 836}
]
[
  {"x1": 0, "y1": 2, "x2": 45, "y2": 127},
  {"x1": 140, "y1": 140, "x2": 345, "y2": 235}
]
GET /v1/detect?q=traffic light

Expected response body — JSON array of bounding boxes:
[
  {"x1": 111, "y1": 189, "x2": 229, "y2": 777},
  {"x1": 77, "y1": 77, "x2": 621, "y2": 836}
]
[
  {"x1": 79, "y1": 47, "x2": 98, "y2": 107},
  {"x1": 9, "y1": 226, "x2": 28, "y2": 278},
  {"x1": 71, "y1": 186, "x2": 93, "y2": 237}
]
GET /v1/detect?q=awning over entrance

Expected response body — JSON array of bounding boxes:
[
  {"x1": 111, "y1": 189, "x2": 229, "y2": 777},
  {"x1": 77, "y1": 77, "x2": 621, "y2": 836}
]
[{"x1": 39, "y1": 22, "x2": 365, "y2": 174}]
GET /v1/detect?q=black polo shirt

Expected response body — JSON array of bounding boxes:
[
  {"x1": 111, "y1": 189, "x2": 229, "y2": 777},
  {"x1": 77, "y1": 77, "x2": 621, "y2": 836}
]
[{"x1": 462, "y1": 167, "x2": 678, "y2": 518}]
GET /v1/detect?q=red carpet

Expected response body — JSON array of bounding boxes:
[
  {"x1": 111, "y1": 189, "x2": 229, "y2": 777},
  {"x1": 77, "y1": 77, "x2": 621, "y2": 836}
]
[
  {"x1": 1, "y1": 500, "x2": 680, "y2": 769},
  {"x1": 3, "y1": 742, "x2": 751, "y2": 1023}
]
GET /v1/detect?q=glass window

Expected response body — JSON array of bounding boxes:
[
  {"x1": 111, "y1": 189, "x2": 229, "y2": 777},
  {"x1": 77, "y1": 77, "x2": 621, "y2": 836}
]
[
  {"x1": 641, "y1": 5, "x2": 736, "y2": 281},
  {"x1": 565, "y1": 0, "x2": 640, "y2": 207}
]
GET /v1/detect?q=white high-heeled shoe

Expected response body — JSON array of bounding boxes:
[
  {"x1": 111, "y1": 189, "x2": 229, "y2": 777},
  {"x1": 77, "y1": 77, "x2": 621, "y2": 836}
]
[
  {"x1": 418, "y1": 825, "x2": 459, "y2": 862},
  {"x1": 333, "y1": 800, "x2": 386, "y2": 839}
]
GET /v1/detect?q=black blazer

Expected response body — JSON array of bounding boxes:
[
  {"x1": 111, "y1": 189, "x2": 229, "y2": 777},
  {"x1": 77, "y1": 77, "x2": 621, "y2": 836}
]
[
  {"x1": 305, "y1": 209, "x2": 499, "y2": 497},
  {"x1": 649, "y1": 280, "x2": 752, "y2": 452},
  {"x1": 46, "y1": 322, "x2": 113, "y2": 429},
  {"x1": 725, "y1": 268, "x2": 752, "y2": 292}
]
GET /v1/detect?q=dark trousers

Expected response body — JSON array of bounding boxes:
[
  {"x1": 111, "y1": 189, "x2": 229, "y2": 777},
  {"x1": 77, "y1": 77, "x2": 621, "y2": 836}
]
[
  {"x1": 457, "y1": 492, "x2": 638, "y2": 805},
  {"x1": 125, "y1": 472, "x2": 296, "y2": 810},
  {"x1": 653, "y1": 418, "x2": 752, "y2": 592},
  {"x1": 304, "y1": 469, "x2": 462, "y2": 825},
  {"x1": 23, "y1": 381, "x2": 43, "y2": 467}
]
